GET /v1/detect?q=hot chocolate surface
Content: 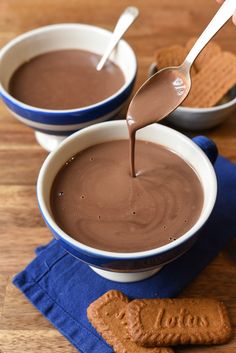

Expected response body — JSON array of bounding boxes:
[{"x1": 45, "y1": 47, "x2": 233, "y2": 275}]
[
  {"x1": 50, "y1": 139, "x2": 203, "y2": 253},
  {"x1": 9, "y1": 49, "x2": 125, "y2": 110}
]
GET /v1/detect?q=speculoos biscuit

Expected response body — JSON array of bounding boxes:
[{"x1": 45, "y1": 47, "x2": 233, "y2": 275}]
[
  {"x1": 126, "y1": 298, "x2": 232, "y2": 347},
  {"x1": 182, "y1": 52, "x2": 236, "y2": 108},
  {"x1": 87, "y1": 290, "x2": 174, "y2": 353}
]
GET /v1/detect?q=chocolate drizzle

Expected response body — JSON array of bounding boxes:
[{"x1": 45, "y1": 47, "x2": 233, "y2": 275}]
[{"x1": 127, "y1": 69, "x2": 187, "y2": 176}]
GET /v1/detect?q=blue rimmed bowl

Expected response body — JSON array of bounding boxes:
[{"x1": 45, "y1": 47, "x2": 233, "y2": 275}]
[
  {"x1": 0, "y1": 24, "x2": 137, "y2": 151},
  {"x1": 37, "y1": 120, "x2": 217, "y2": 283}
]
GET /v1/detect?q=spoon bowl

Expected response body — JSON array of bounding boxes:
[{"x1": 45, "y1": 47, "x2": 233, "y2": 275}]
[{"x1": 127, "y1": 64, "x2": 191, "y2": 132}]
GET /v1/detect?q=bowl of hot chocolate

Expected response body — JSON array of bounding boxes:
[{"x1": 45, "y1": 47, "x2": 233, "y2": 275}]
[
  {"x1": 37, "y1": 119, "x2": 217, "y2": 283},
  {"x1": 0, "y1": 24, "x2": 137, "y2": 151}
]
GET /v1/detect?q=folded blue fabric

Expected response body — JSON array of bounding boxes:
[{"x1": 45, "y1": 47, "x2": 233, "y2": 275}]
[{"x1": 13, "y1": 154, "x2": 236, "y2": 353}]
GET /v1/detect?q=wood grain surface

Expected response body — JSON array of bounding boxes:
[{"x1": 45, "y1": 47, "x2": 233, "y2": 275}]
[{"x1": 0, "y1": 1, "x2": 236, "y2": 352}]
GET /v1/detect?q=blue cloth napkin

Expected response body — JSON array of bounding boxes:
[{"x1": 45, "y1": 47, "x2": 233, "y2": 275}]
[{"x1": 13, "y1": 152, "x2": 236, "y2": 353}]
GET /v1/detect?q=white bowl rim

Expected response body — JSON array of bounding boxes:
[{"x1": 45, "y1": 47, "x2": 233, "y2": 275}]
[
  {"x1": 0, "y1": 23, "x2": 137, "y2": 114},
  {"x1": 37, "y1": 120, "x2": 217, "y2": 259},
  {"x1": 149, "y1": 62, "x2": 236, "y2": 113}
]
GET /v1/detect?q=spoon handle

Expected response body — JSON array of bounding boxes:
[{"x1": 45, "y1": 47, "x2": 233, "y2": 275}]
[
  {"x1": 96, "y1": 6, "x2": 139, "y2": 71},
  {"x1": 184, "y1": 0, "x2": 236, "y2": 68}
]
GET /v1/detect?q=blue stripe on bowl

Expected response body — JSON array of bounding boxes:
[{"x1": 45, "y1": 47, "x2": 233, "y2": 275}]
[
  {"x1": 37, "y1": 196, "x2": 199, "y2": 270},
  {"x1": 1, "y1": 78, "x2": 135, "y2": 125},
  {"x1": 34, "y1": 116, "x2": 123, "y2": 136},
  {"x1": 39, "y1": 207, "x2": 119, "y2": 266},
  {"x1": 44, "y1": 217, "x2": 198, "y2": 270}
]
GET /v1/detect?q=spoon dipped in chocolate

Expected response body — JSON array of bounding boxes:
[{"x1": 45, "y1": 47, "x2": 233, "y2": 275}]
[{"x1": 127, "y1": 0, "x2": 236, "y2": 177}]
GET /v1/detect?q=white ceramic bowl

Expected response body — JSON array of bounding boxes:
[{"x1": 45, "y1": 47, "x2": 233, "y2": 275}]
[
  {"x1": 0, "y1": 24, "x2": 137, "y2": 151},
  {"x1": 37, "y1": 120, "x2": 217, "y2": 283},
  {"x1": 149, "y1": 63, "x2": 236, "y2": 130}
]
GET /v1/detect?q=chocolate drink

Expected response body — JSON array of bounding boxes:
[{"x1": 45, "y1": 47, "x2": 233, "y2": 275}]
[
  {"x1": 50, "y1": 139, "x2": 203, "y2": 253},
  {"x1": 127, "y1": 69, "x2": 187, "y2": 176},
  {"x1": 9, "y1": 49, "x2": 125, "y2": 110}
]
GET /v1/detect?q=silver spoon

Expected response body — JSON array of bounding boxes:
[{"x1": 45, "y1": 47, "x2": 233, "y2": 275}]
[
  {"x1": 127, "y1": 0, "x2": 236, "y2": 134},
  {"x1": 96, "y1": 6, "x2": 139, "y2": 71}
]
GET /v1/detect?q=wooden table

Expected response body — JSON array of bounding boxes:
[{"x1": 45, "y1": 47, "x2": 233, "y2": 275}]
[{"x1": 0, "y1": 1, "x2": 235, "y2": 352}]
